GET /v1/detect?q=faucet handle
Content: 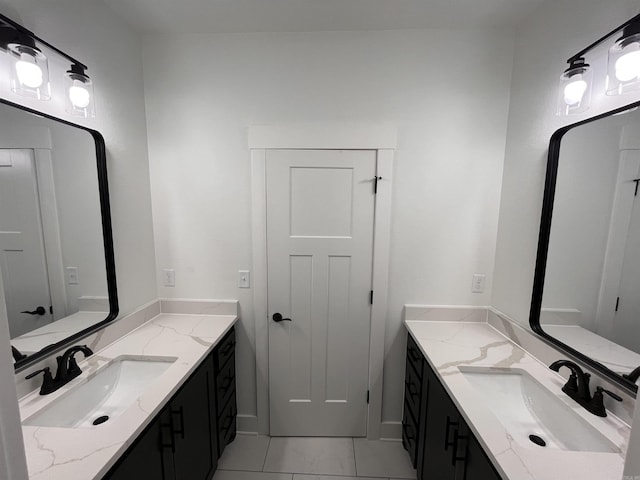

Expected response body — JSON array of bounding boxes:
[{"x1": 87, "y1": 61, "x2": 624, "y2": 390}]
[
  {"x1": 596, "y1": 386, "x2": 623, "y2": 402},
  {"x1": 25, "y1": 367, "x2": 56, "y2": 395},
  {"x1": 589, "y1": 387, "x2": 623, "y2": 417}
]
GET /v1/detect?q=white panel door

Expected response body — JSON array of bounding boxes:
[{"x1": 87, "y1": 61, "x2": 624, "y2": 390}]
[
  {"x1": 612, "y1": 186, "x2": 640, "y2": 353},
  {"x1": 267, "y1": 149, "x2": 376, "y2": 437},
  {"x1": 0, "y1": 150, "x2": 53, "y2": 338}
]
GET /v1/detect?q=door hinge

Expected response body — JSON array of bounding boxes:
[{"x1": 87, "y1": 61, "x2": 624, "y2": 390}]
[
  {"x1": 369, "y1": 290, "x2": 374, "y2": 305},
  {"x1": 373, "y1": 176, "x2": 382, "y2": 194},
  {"x1": 367, "y1": 390, "x2": 370, "y2": 404},
  {"x1": 616, "y1": 297, "x2": 620, "y2": 312}
]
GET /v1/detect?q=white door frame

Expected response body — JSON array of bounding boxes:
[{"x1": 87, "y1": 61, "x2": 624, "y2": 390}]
[{"x1": 249, "y1": 125, "x2": 395, "y2": 439}]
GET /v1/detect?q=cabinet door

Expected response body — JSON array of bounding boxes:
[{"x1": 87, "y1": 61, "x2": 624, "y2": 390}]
[
  {"x1": 463, "y1": 434, "x2": 502, "y2": 480},
  {"x1": 172, "y1": 359, "x2": 218, "y2": 480},
  {"x1": 104, "y1": 410, "x2": 172, "y2": 480},
  {"x1": 421, "y1": 369, "x2": 459, "y2": 480}
]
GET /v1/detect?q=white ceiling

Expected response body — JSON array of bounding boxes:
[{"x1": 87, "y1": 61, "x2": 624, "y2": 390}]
[{"x1": 102, "y1": 0, "x2": 547, "y2": 34}]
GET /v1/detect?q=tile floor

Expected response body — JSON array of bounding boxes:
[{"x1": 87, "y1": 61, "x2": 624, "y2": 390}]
[{"x1": 214, "y1": 435, "x2": 417, "y2": 480}]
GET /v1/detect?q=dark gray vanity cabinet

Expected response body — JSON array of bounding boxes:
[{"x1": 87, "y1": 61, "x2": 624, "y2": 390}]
[
  {"x1": 104, "y1": 326, "x2": 237, "y2": 480},
  {"x1": 403, "y1": 333, "x2": 502, "y2": 480},
  {"x1": 214, "y1": 327, "x2": 237, "y2": 457}
]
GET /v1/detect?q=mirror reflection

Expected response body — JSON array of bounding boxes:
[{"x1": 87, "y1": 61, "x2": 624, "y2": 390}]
[
  {"x1": 0, "y1": 103, "x2": 108, "y2": 362},
  {"x1": 542, "y1": 105, "x2": 640, "y2": 378}
]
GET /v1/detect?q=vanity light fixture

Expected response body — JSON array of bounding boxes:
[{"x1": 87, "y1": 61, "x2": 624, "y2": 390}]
[
  {"x1": 0, "y1": 13, "x2": 95, "y2": 117},
  {"x1": 557, "y1": 58, "x2": 592, "y2": 115},
  {"x1": 7, "y1": 32, "x2": 50, "y2": 100},
  {"x1": 64, "y1": 64, "x2": 95, "y2": 118},
  {"x1": 557, "y1": 13, "x2": 640, "y2": 115},
  {"x1": 607, "y1": 18, "x2": 640, "y2": 95}
]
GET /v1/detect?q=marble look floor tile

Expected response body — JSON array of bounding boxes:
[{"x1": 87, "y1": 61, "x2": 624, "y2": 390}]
[
  {"x1": 354, "y1": 439, "x2": 416, "y2": 479},
  {"x1": 213, "y1": 471, "x2": 293, "y2": 480},
  {"x1": 293, "y1": 476, "x2": 387, "y2": 480},
  {"x1": 218, "y1": 434, "x2": 271, "y2": 471},
  {"x1": 263, "y1": 437, "x2": 356, "y2": 475}
]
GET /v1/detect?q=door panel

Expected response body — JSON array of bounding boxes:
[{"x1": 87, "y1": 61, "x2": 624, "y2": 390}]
[
  {"x1": 0, "y1": 149, "x2": 53, "y2": 338},
  {"x1": 267, "y1": 149, "x2": 376, "y2": 437}
]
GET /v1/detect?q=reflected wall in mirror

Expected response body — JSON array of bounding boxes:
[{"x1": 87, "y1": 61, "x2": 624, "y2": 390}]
[
  {"x1": 531, "y1": 101, "x2": 640, "y2": 392},
  {"x1": 0, "y1": 100, "x2": 117, "y2": 369}
]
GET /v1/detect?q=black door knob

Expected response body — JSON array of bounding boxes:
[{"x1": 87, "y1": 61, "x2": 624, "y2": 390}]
[
  {"x1": 21, "y1": 306, "x2": 46, "y2": 316},
  {"x1": 272, "y1": 313, "x2": 292, "y2": 323}
]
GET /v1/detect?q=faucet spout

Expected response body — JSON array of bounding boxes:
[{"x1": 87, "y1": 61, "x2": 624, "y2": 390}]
[
  {"x1": 55, "y1": 345, "x2": 93, "y2": 383},
  {"x1": 549, "y1": 359, "x2": 591, "y2": 402}
]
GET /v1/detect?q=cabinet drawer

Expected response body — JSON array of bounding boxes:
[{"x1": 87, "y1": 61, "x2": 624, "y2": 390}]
[
  {"x1": 402, "y1": 401, "x2": 418, "y2": 469},
  {"x1": 215, "y1": 353, "x2": 236, "y2": 415},
  {"x1": 217, "y1": 390, "x2": 237, "y2": 457},
  {"x1": 404, "y1": 356, "x2": 421, "y2": 420},
  {"x1": 406, "y1": 334, "x2": 423, "y2": 379},
  {"x1": 215, "y1": 327, "x2": 236, "y2": 371}
]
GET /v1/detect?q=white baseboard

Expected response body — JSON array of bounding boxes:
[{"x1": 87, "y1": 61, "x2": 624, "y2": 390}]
[
  {"x1": 380, "y1": 421, "x2": 402, "y2": 440},
  {"x1": 236, "y1": 414, "x2": 259, "y2": 434}
]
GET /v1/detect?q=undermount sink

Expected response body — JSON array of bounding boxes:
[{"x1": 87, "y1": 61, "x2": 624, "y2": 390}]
[
  {"x1": 459, "y1": 367, "x2": 618, "y2": 453},
  {"x1": 24, "y1": 356, "x2": 176, "y2": 428}
]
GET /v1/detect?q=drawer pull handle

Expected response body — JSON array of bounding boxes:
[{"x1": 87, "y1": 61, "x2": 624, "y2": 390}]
[
  {"x1": 444, "y1": 416, "x2": 458, "y2": 451},
  {"x1": 221, "y1": 375, "x2": 234, "y2": 391},
  {"x1": 451, "y1": 429, "x2": 468, "y2": 465},
  {"x1": 171, "y1": 406, "x2": 185, "y2": 439},
  {"x1": 221, "y1": 342, "x2": 235, "y2": 356},
  {"x1": 160, "y1": 422, "x2": 175, "y2": 453},
  {"x1": 405, "y1": 380, "x2": 418, "y2": 397},
  {"x1": 408, "y1": 348, "x2": 421, "y2": 363}
]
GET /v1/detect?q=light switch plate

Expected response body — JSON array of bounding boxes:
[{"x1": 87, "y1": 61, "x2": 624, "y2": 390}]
[
  {"x1": 163, "y1": 269, "x2": 175, "y2": 287},
  {"x1": 472, "y1": 274, "x2": 486, "y2": 293},
  {"x1": 238, "y1": 270, "x2": 250, "y2": 288},
  {"x1": 66, "y1": 267, "x2": 79, "y2": 285}
]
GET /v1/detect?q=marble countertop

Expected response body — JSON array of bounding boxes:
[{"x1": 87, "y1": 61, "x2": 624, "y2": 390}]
[
  {"x1": 19, "y1": 312, "x2": 237, "y2": 480},
  {"x1": 405, "y1": 320, "x2": 630, "y2": 480},
  {"x1": 12, "y1": 311, "x2": 109, "y2": 357},
  {"x1": 543, "y1": 324, "x2": 640, "y2": 376}
]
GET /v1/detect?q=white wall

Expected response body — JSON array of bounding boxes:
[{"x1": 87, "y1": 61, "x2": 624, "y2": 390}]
[
  {"x1": 142, "y1": 28, "x2": 515, "y2": 427},
  {"x1": 492, "y1": 0, "x2": 640, "y2": 327},
  {"x1": 0, "y1": 0, "x2": 157, "y2": 318}
]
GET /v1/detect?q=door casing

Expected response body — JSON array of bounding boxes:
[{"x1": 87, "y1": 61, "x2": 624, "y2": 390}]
[{"x1": 249, "y1": 125, "x2": 396, "y2": 439}]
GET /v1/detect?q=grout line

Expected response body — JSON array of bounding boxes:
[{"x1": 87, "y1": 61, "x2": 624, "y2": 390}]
[
  {"x1": 353, "y1": 437, "x2": 358, "y2": 476},
  {"x1": 262, "y1": 435, "x2": 272, "y2": 472}
]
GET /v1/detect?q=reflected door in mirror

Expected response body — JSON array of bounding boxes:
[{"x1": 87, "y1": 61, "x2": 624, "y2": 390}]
[{"x1": 0, "y1": 149, "x2": 54, "y2": 337}]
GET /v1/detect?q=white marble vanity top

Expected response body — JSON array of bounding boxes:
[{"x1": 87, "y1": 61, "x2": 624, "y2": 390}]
[
  {"x1": 405, "y1": 320, "x2": 630, "y2": 480},
  {"x1": 19, "y1": 312, "x2": 237, "y2": 480}
]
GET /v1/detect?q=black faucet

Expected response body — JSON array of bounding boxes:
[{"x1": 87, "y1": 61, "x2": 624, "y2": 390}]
[
  {"x1": 549, "y1": 359, "x2": 622, "y2": 417},
  {"x1": 11, "y1": 345, "x2": 27, "y2": 363},
  {"x1": 25, "y1": 345, "x2": 93, "y2": 395},
  {"x1": 622, "y1": 366, "x2": 640, "y2": 383}
]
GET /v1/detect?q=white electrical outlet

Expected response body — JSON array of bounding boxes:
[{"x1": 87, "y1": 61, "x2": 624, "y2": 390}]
[
  {"x1": 66, "y1": 267, "x2": 79, "y2": 285},
  {"x1": 163, "y1": 269, "x2": 175, "y2": 287},
  {"x1": 472, "y1": 274, "x2": 486, "y2": 293},
  {"x1": 238, "y1": 270, "x2": 250, "y2": 288}
]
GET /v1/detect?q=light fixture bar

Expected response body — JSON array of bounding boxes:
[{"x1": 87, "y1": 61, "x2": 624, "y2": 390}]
[
  {"x1": 567, "y1": 13, "x2": 640, "y2": 64},
  {"x1": 0, "y1": 13, "x2": 87, "y2": 71}
]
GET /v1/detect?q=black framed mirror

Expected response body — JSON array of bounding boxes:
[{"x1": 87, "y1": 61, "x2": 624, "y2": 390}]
[
  {"x1": 0, "y1": 97, "x2": 118, "y2": 371},
  {"x1": 531, "y1": 100, "x2": 640, "y2": 394}
]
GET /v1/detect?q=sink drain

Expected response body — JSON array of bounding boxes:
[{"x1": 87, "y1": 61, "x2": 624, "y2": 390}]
[
  {"x1": 528, "y1": 434, "x2": 546, "y2": 447},
  {"x1": 92, "y1": 415, "x2": 109, "y2": 426}
]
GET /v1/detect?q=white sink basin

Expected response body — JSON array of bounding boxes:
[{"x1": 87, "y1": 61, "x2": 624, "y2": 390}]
[
  {"x1": 459, "y1": 367, "x2": 618, "y2": 453},
  {"x1": 24, "y1": 356, "x2": 175, "y2": 428}
]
